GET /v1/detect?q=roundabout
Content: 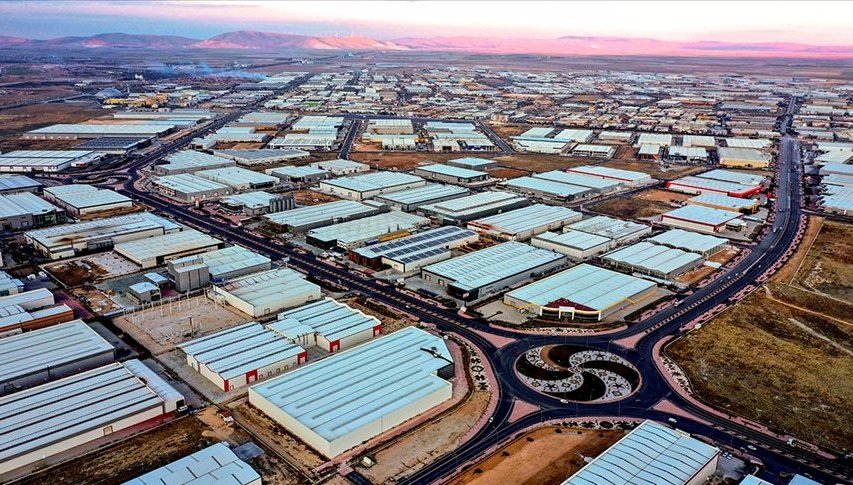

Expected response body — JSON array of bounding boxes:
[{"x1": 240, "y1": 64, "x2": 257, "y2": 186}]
[{"x1": 515, "y1": 344, "x2": 641, "y2": 402}]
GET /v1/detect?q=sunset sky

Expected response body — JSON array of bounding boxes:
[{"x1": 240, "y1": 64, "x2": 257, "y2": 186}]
[{"x1": 1, "y1": 0, "x2": 850, "y2": 45}]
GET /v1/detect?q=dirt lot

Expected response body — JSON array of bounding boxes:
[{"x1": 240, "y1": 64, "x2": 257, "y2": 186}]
[
  {"x1": 69, "y1": 286, "x2": 122, "y2": 315},
  {"x1": 0, "y1": 102, "x2": 104, "y2": 140},
  {"x1": 490, "y1": 167, "x2": 528, "y2": 179},
  {"x1": 452, "y1": 427, "x2": 624, "y2": 485},
  {"x1": 485, "y1": 123, "x2": 531, "y2": 140},
  {"x1": 787, "y1": 220, "x2": 853, "y2": 300},
  {"x1": 293, "y1": 189, "x2": 340, "y2": 206},
  {"x1": 350, "y1": 151, "x2": 477, "y2": 171},
  {"x1": 359, "y1": 391, "x2": 492, "y2": 483},
  {"x1": 667, "y1": 288, "x2": 853, "y2": 451},
  {"x1": 493, "y1": 153, "x2": 592, "y2": 173},
  {"x1": 112, "y1": 295, "x2": 250, "y2": 355},
  {"x1": 589, "y1": 188, "x2": 687, "y2": 219},
  {"x1": 602, "y1": 159, "x2": 708, "y2": 180},
  {"x1": 44, "y1": 260, "x2": 108, "y2": 287}
]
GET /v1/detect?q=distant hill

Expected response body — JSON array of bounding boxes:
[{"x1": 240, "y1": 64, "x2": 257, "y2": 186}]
[{"x1": 0, "y1": 30, "x2": 849, "y2": 59}]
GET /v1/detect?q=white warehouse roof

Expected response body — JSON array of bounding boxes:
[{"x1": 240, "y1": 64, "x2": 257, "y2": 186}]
[
  {"x1": 273, "y1": 298, "x2": 381, "y2": 344},
  {"x1": 124, "y1": 443, "x2": 261, "y2": 485}
]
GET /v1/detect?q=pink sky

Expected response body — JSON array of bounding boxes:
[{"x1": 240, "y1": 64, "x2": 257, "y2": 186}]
[{"x1": 1, "y1": 0, "x2": 851, "y2": 45}]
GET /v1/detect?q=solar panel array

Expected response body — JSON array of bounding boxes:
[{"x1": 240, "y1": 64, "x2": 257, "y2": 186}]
[{"x1": 356, "y1": 226, "x2": 476, "y2": 264}]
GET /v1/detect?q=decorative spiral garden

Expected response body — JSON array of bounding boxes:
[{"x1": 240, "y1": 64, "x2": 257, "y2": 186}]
[{"x1": 515, "y1": 344, "x2": 640, "y2": 402}]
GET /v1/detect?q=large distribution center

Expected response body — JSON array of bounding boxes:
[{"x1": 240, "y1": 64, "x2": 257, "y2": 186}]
[
  {"x1": 152, "y1": 173, "x2": 234, "y2": 202},
  {"x1": 351, "y1": 226, "x2": 478, "y2": 272},
  {"x1": 419, "y1": 191, "x2": 529, "y2": 223},
  {"x1": 687, "y1": 193, "x2": 760, "y2": 213},
  {"x1": 0, "y1": 360, "x2": 184, "y2": 476},
  {"x1": 660, "y1": 206, "x2": 742, "y2": 234},
  {"x1": 0, "y1": 320, "x2": 115, "y2": 395},
  {"x1": 374, "y1": 183, "x2": 468, "y2": 211},
  {"x1": 421, "y1": 241, "x2": 567, "y2": 300},
  {"x1": 717, "y1": 147, "x2": 770, "y2": 169},
  {"x1": 154, "y1": 150, "x2": 237, "y2": 175},
  {"x1": 114, "y1": 229, "x2": 223, "y2": 268},
  {"x1": 264, "y1": 200, "x2": 384, "y2": 233},
  {"x1": 467, "y1": 204, "x2": 582, "y2": 241},
  {"x1": 211, "y1": 268, "x2": 321, "y2": 318},
  {"x1": 446, "y1": 157, "x2": 498, "y2": 171},
  {"x1": 178, "y1": 322, "x2": 307, "y2": 391},
  {"x1": 196, "y1": 167, "x2": 279, "y2": 191},
  {"x1": 562, "y1": 420, "x2": 719, "y2": 485},
  {"x1": 43, "y1": 184, "x2": 132, "y2": 216},
  {"x1": 602, "y1": 241, "x2": 704, "y2": 279},
  {"x1": 504, "y1": 263, "x2": 657, "y2": 320},
  {"x1": 648, "y1": 229, "x2": 728, "y2": 257},
  {"x1": 412, "y1": 164, "x2": 491, "y2": 186},
  {"x1": 568, "y1": 216, "x2": 651, "y2": 244},
  {"x1": 531, "y1": 230, "x2": 613, "y2": 259},
  {"x1": 533, "y1": 170, "x2": 623, "y2": 193},
  {"x1": 306, "y1": 211, "x2": 430, "y2": 249},
  {"x1": 25, "y1": 123, "x2": 174, "y2": 140},
  {"x1": 566, "y1": 165, "x2": 653, "y2": 186},
  {"x1": 272, "y1": 298, "x2": 382, "y2": 352},
  {"x1": 25, "y1": 212, "x2": 182, "y2": 260},
  {"x1": 319, "y1": 172, "x2": 425, "y2": 200},
  {"x1": 0, "y1": 150, "x2": 104, "y2": 173},
  {"x1": 309, "y1": 159, "x2": 369, "y2": 175},
  {"x1": 248, "y1": 327, "x2": 453, "y2": 458},
  {"x1": 124, "y1": 443, "x2": 261, "y2": 485},
  {"x1": 504, "y1": 176, "x2": 592, "y2": 202}
]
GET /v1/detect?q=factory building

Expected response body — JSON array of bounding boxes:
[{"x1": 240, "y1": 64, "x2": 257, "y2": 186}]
[
  {"x1": 504, "y1": 264, "x2": 657, "y2": 321},
  {"x1": 266, "y1": 165, "x2": 329, "y2": 184},
  {"x1": 446, "y1": 157, "x2": 498, "y2": 171},
  {"x1": 0, "y1": 360, "x2": 184, "y2": 476},
  {"x1": 467, "y1": 204, "x2": 582, "y2": 241},
  {"x1": 566, "y1": 165, "x2": 653, "y2": 186},
  {"x1": 667, "y1": 146, "x2": 709, "y2": 163},
  {"x1": 25, "y1": 212, "x2": 181, "y2": 260},
  {"x1": 210, "y1": 268, "x2": 321, "y2": 318},
  {"x1": 115, "y1": 229, "x2": 223, "y2": 269},
  {"x1": 511, "y1": 128, "x2": 572, "y2": 154},
  {"x1": 128, "y1": 282, "x2": 160, "y2": 304},
  {"x1": 0, "y1": 192, "x2": 65, "y2": 230},
  {"x1": 681, "y1": 135, "x2": 716, "y2": 148},
  {"x1": 178, "y1": 322, "x2": 307, "y2": 392},
  {"x1": 635, "y1": 133, "x2": 673, "y2": 147},
  {"x1": 213, "y1": 148, "x2": 309, "y2": 166},
  {"x1": 724, "y1": 138, "x2": 772, "y2": 150},
  {"x1": 43, "y1": 184, "x2": 132, "y2": 216},
  {"x1": 648, "y1": 229, "x2": 728, "y2": 257},
  {"x1": 412, "y1": 164, "x2": 491, "y2": 186},
  {"x1": 248, "y1": 327, "x2": 453, "y2": 458},
  {"x1": 665, "y1": 176, "x2": 762, "y2": 198},
  {"x1": 0, "y1": 175, "x2": 42, "y2": 195},
  {"x1": 351, "y1": 226, "x2": 478, "y2": 272},
  {"x1": 660, "y1": 206, "x2": 743, "y2": 234},
  {"x1": 0, "y1": 288, "x2": 75, "y2": 334},
  {"x1": 638, "y1": 144, "x2": 663, "y2": 160},
  {"x1": 0, "y1": 150, "x2": 104, "y2": 173},
  {"x1": 169, "y1": 245, "x2": 271, "y2": 290},
  {"x1": 264, "y1": 200, "x2": 384, "y2": 233},
  {"x1": 562, "y1": 420, "x2": 719, "y2": 485},
  {"x1": 697, "y1": 169, "x2": 765, "y2": 186},
  {"x1": 570, "y1": 144, "x2": 616, "y2": 158},
  {"x1": 152, "y1": 174, "x2": 233, "y2": 202},
  {"x1": 319, "y1": 172, "x2": 425, "y2": 201},
  {"x1": 568, "y1": 216, "x2": 651, "y2": 245},
  {"x1": 421, "y1": 241, "x2": 568, "y2": 301},
  {"x1": 602, "y1": 241, "x2": 704, "y2": 279},
  {"x1": 504, "y1": 176, "x2": 593, "y2": 202},
  {"x1": 25, "y1": 123, "x2": 175, "y2": 140},
  {"x1": 531, "y1": 230, "x2": 613, "y2": 259},
  {"x1": 687, "y1": 193, "x2": 760, "y2": 214},
  {"x1": 269, "y1": 133, "x2": 337, "y2": 151},
  {"x1": 309, "y1": 159, "x2": 369, "y2": 176},
  {"x1": 306, "y1": 211, "x2": 430, "y2": 250},
  {"x1": 219, "y1": 191, "x2": 294, "y2": 216},
  {"x1": 718, "y1": 147, "x2": 770, "y2": 169},
  {"x1": 272, "y1": 298, "x2": 382, "y2": 353},
  {"x1": 374, "y1": 183, "x2": 468, "y2": 211},
  {"x1": 598, "y1": 131, "x2": 634, "y2": 143},
  {"x1": 124, "y1": 443, "x2": 261, "y2": 485},
  {"x1": 0, "y1": 320, "x2": 114, "y2": 395},
  {"x1": 532, "y1": 170, "x2": 623, "y2": 193},
  {"x1": 419, "y1": 191, "x2": 530, "y2": 223},
  {"x1": 364, "y1": 118, "x2": 414, "y2": 136},
  {"x1": 196, "y1": 167, "x2": 279, "y2": 191},
  {"x1": 154, "y1": 150, "x2": 237, "y2": 175}
]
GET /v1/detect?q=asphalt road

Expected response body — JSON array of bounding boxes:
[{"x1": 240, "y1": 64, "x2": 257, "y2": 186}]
[{"x1": 107, "y1": 95, "x2": 850, "y2": 484}]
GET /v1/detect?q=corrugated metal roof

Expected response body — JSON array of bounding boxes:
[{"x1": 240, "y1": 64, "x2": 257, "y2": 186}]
[
  {"x1": 505, "y1": 177, "x2": 590, "y2": 198},
  {"x1": 569, "y1": 216, "x2": 648, "y2": 240},
  {"x1": 469, "y1": 204, "x2": 580, "y2": 236},
  {"x1": 533, "y1": 170, "x2": 622, "y2": 191},
  {"x1": 416, "y1": 163, "x2": 487, "y2": 179},
  {"x1": 648, "y1": 229, "x2": 727, "y2": 254},
  {"x1": 154, "y1": 173, "x2": 231, "y2": 194},
  {"x1": 353, "y1": 226, "x2": 476, "y2": 261},
  {"x1": 217, "y1": 268, "x2": 320, "y2": 312},
  {"x1": 603, "y1": 241, "x2": 702, "y2": 276},
  {"x1": 662, "y1": 205, "x2": 740, "y2": 226},
  {"x1": 533, "y1": 230, "x2": 611, "y2": 250},
  {"x1": 25, "y1": 212, "x2": 181, "y2": 250},
  {"x1": 124, "y1": 443, "x2": 260, "y2": 485},
  {"x1": 264, "y1": 200, "x2": 376, "y2": 228},
  {"x1": 115, "y1": 229, "x2": 221, "y2": 263},
  {"x1": 307, "y1": 211, "x2": 429, "y2": 246},
  {"x1": 274, "y1": 298, "x2": 380, "y2": 343},
  {"x1": 322, "y1": 171, "x2": 424, "y2": 193},
  {"x1": 375, "y1": 183, "x2": 468, "y2": 206}
]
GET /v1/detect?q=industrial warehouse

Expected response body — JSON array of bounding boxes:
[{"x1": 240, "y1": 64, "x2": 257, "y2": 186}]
[
  {"x1": 687, "y1": 192, "x2": 761, "y2": 213},
  {"x1": 648, "y1": 229, "x2": 728, "y2": 257},
  {"x1": 195, "y1": 167, "x2": 279, "y2": 191},
  {"x1": 504, "y1": 176, "x2": 592, "y2": 202},
  {"x1": 566, "y1": 165, "x2": 653, "y2": 186},
  {"x1": 210, "y1": 268, "x2": 321, "y2": 318},
  {"x1": 0, "y1": 360, "x2": 184, "y2": 476},
  {"x1": 168, "y1": 245, "x2": 271, "y2": 290},
  {"x1": 0, "y1": 192, "x2": 64, "y2": 230},
  {"x1": 43, "y1": 184, "x2": 132, "y2": 216},
  {"x1": 114, "y1": 229, "x2": 223, "y2": 268},
  {"x1": 351, "y1": 226, "x2": 479, "y2": 272},
  {"x1": 152, "y1": 173, "x2": 234, "y2": 202},
  {"x1": 273, "y1": 298, "x2": 382, "y2": 352},
  {"x1": 0, "y1": 150, "x2": 104, "y2": 173},
  {"x1": 178, "y1": 322, "x2": 307, "y2": 392},
  {"x1": 412, "y1": 163, "x2": 492, "y2": 186},
  {"x1": 319, "y1": 171, "x2": 425, "y2": 200},
  {"x1": 532, "y1": 170, "x2": 623, "y2": 193},
  {"x1": 531, "y1": 230, "x2": 613, "y2": 259},
  {"x1": 568, "y1": 216, "x2": 651, "y2": 244},
  {"x1": 419, "y1": 191, "x2": 529, "y2": 223},
  {"x1": 504, "y1": 263, "x2": 657, "y2": 320},
  {"x1": 219, "y1": 191, "x2": 293, "y2": 216},
  {"x1": 602, "y1": 241, "x2": 704, "y2": 280},
  {"x1": 25, "y1": 212, "x2": 182, "y2": 260},
  {"x1": 660, "y1": 205, "x2": 744, "y2": 234},
  {"x1": 124, "y1": 443, "x2": 261, "y2": 485},
  {"x1": 467, "y1": 204, "x2": 582, "y2": 241},
  {"x1": 421, "y1": 241, "x2": 568, "y2": 300},
  {"x1": 563, "y1": 420, "x2": 720, "y2": 485},
  {"x1": 305, "y1": 211, "x2": 430, "y2": 249},
  {"x1": 154, "y1": 150, "x2": 237, "y2": 175},
  {"x1": 0, "y1": 320, "x2": 115, "y2": 395},
  {"x1": 264, "y1": 200, "x2": 384, "y2": 233},
  {"x1": 248, "y1": 327, "x2": 453, "y2": 458},
  {"x1": 267, "y1": 165, "x2": 329, "y2": 184},
  {"x1": 374, "y1": 183, "x2": 469, "y2": 211}
]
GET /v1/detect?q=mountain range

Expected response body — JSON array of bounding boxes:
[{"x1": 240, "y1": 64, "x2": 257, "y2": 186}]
[{"x1": 0, "y1": 31, "x2": 850, "y2": 58}]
